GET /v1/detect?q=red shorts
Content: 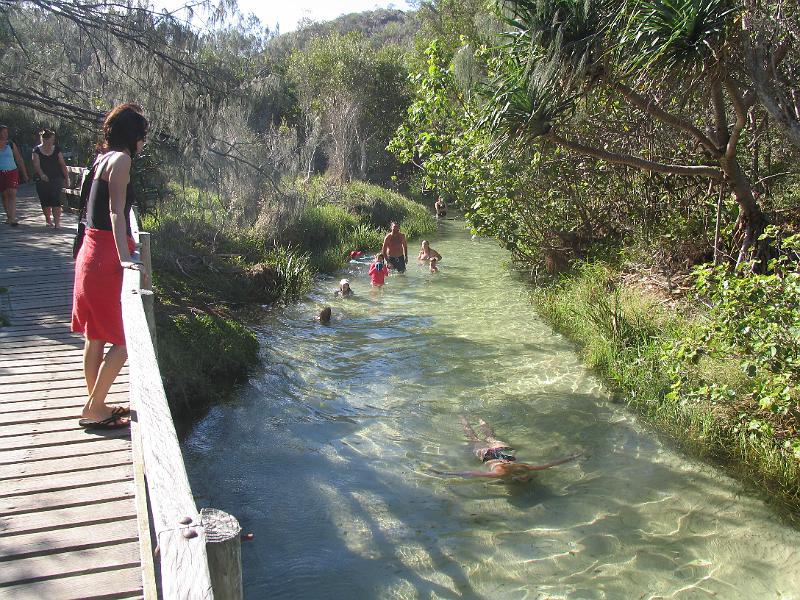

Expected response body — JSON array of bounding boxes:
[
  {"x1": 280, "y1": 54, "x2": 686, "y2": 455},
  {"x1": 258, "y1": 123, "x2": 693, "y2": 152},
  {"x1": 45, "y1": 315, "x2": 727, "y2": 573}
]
[
  {"x1": 0, "y1": 169, "x2": 19, "y2": 192},
  {"x1": 71, "y1": 229, "x2": 136, "y2": 346}
]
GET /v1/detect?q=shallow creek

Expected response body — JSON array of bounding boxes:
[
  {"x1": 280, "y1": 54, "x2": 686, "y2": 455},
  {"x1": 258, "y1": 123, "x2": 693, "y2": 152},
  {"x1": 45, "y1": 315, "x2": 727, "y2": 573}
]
[{"x1": 183, "y1": 219, "x2": 800, "y2": 599}]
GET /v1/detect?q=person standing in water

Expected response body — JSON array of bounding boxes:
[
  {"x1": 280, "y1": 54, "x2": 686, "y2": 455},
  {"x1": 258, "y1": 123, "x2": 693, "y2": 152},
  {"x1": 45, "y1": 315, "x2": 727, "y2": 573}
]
[
  {"x1": 369, "y1": 253, "x2": 389, "y2": 286},
  {"x1": 381, "y1": 221, "x2": 408, "y2": 273},
  {"x1": 0, "y1": 124, "x2": 29, "y2": 227},
  {"x1": 434, "y1": 197, "x2": 447, "y2": 218},
  {"x1": 32, "y1": 129, "x2": 70, "y2": 229},
  {"x1": 429, "y1": 416, "x2": 581, "y2": 482},
  {"x1": 418, "y1": 240, "x2": 442, "y2": 261}
]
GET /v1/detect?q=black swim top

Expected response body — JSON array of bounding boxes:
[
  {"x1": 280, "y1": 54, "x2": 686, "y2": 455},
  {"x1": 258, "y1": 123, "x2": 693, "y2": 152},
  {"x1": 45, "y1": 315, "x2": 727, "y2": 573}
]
[
  {"x1": 479, "y1": 447, "x2": 516, "y2": 462},
  {"x1": 86, "y1": 164, "x2": 134, "y2": 236}
]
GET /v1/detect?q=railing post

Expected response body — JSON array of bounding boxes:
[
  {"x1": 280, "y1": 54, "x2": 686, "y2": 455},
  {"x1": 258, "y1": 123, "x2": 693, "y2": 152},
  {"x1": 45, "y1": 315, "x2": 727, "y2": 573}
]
[
  {"x1": 200, "y1": 508, "x2": 243, "y2": 600},
  {"x1": 138, "y1": 231, "x2": 157, "y2": 353}
]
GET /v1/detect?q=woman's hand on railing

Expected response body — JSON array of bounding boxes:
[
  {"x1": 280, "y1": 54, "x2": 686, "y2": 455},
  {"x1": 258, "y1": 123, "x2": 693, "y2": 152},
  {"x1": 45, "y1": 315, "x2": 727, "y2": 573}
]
[{"x1": 121, "y1": 260, "x2": 144, "y2": 271}]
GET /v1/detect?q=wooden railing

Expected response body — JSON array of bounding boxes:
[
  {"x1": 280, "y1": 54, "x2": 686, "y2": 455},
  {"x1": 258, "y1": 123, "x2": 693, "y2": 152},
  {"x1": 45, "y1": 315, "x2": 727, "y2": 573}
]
[
  {"x1": 70, "y1": 166, "x2": 242, "y2": 599},
  {"x1": 123, "y1": 212, "x2": 216, "y2": 599},
  {"x1": 64, "y1": 166, "x2": 86, "y2": 208}
]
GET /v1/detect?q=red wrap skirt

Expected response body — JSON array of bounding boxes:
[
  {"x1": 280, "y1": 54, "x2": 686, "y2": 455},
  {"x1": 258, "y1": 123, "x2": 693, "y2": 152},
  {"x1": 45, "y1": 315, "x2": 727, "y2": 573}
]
[{"x1": 71, "y1": 229, "x2": 135, "y2": 346}]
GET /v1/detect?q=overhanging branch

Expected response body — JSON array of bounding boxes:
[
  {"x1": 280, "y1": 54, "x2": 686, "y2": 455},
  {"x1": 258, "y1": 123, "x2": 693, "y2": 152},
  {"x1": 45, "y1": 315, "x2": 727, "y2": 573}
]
[{"x1": 547, "y1": 131, "x2": 723, "y2": 179}]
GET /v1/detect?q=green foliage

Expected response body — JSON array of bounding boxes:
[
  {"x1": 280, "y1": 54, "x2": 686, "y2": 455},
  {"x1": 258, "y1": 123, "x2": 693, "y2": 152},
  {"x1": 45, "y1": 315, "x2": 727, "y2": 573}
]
[
  {"x1": 535, "y1": 260, "x2": 800, "y2": 513},
  {"x1": 155, "y1": 309, "x2": 259, "y2": 413},
  {"x1": 266, "y1": 244, "x2": 315, "y2": 301},
  {"x1": 665, "y1": 244, "x2": 800, "y2": 456},
  {"x1": 615, "y1": 0, "x2": 736, "y2": 74},
  {"x1": 282, "y1": 176, "x2": 435, "y2": 271}
]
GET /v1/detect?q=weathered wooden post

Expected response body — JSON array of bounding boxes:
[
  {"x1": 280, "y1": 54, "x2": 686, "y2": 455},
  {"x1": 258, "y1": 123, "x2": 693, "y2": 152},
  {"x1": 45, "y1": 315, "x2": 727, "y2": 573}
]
[
  {"x1": 138, "y1": 231, "x2": 157, "y2": 352},
  {"x1": 200, "y1": 508, "x2": 243, "y2": 600}
]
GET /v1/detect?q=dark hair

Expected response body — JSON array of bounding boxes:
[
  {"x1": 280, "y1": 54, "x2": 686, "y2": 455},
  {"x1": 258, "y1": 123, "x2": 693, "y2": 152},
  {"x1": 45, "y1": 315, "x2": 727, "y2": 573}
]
[
  {"x1": 39, "y1": 129, "x2": 55, "y2": 139},
  {"x1": 101, "y1": 103, "x2": 148, "y2": 156},
  {"x1": 319, "y1": 306, "x2": 332, "y2": 323},
  {"x1": 0, "y1": 125, "x2": 7, "y2": 133}
]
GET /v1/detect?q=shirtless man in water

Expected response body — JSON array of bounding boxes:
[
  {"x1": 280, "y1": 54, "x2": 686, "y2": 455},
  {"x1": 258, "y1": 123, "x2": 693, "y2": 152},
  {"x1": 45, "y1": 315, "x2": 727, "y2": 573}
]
[
  {"x1": 429, "y1": 416, "x2": 582, "y2": 482},
  {"x1": 381, "y1": 221, "x2": 408, "y2": 273}
]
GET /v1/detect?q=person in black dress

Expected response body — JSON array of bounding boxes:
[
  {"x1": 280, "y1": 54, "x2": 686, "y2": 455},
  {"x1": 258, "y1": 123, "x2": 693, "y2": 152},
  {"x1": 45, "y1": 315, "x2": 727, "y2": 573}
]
[{"x1": 31, "y1": 129, "x2": 70, "y2": 229}]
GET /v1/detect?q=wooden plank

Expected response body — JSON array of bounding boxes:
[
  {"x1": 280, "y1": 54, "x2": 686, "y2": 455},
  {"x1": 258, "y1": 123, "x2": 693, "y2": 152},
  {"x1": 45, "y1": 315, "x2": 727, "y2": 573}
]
[
  {"x1": 0, "y1": 375, "x2": 129, "y2": 397},
  {"x1": 0, "y1": 384, "x2": 127, "y2": 406},
  {"x1": 0, "y1": 497, "x2": 135, "y2": 537},
  {"x1": 0, "y1": 333, "x2": 81, "y2": 346},
  {"x1": 0, "y1": 371, "x2": 91, "y2": 386},
  {"x1": 0, "y1": 436, "x2": 130, "y2": 466},
  {"x1": 0, "y1": 517, "x2": 137, "y2": 559},
  {"x1": 0, "y1": 426, "x2": 131, "y2": 452},
  {"x1": 131, "y1": 407, "x2": 158, "y2": 599},
  {"x1": 0, "y1": 417, "x2": 87, "y2": 437},
  {"x1": 0, "y1": 449, "x2": 131, "y2": 480},
  {"x1": 0, "y1": 405, "x2": 80, "y2": 425},
  {"x1": 0, "y1": 541, "x2": 141, "y2": 587},
  {"x1": 0, "y1": 480, "x2": 135, "y2": 516},
  {"x1": 0, "y1": 463, "x2": 133, "y2": 498},
  {"x1": 0, "y1": 366, "x2": 94, "y2": 382},
  {"x1": 0, "y1": 389, "x2": 127, "y2": 414},
  {"x1": 0, "y1": 362, "x2": 83, "y2": 377},
  {"x1": 122, "y1": 270, "x2": 213, "y2": 598},
  {"x1": 0, "y1": 324, "x2": 74, "y2": 336},
  {"x1": 0, "y1": 349, "x2": 84, "y2": 365},
  {"x1": 0, "y1": 565, "x2": 143, "y2": 600}
]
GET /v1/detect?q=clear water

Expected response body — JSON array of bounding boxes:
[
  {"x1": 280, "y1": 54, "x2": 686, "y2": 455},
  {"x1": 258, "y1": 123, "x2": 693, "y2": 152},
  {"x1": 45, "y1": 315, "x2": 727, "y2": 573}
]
[{"x1": 183, "y1": 220, "x2": 800, "y2": 599}]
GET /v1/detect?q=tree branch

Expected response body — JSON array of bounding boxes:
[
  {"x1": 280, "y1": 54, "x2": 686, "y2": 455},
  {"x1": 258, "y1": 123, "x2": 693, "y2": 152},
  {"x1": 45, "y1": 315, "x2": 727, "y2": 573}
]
[
  {"x1": 606, "y1": 79, "x2": 721, "y2": 157},
  {"x1": 546, "y1": 131, "x2": 723, "y2": 179},
  {"x1": 723, "y1": 74, "x2": 748, "y2": 159}
]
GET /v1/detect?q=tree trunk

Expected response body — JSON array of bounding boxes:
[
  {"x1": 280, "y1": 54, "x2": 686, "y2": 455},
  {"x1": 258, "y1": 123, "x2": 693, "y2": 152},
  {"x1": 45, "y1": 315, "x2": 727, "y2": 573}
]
[{"x1": 719, "y1": 155, "x2": 768, "y2": 268}]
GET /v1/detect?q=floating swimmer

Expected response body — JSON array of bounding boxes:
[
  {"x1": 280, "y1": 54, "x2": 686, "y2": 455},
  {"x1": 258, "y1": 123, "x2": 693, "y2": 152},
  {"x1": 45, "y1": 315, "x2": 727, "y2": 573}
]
[{"x1": 429, "y1": 416, "x2": 582, "y2": 482}]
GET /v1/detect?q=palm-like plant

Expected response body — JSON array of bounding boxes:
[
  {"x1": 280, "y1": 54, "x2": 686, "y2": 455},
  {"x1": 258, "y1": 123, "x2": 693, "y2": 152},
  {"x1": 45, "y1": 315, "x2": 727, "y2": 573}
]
[
  {"x1": 481, "y1": 0, "x2": 604, "y2": 147},
  {"x1": 614, "y1": 0, "x2": 737, "y2": 76}
]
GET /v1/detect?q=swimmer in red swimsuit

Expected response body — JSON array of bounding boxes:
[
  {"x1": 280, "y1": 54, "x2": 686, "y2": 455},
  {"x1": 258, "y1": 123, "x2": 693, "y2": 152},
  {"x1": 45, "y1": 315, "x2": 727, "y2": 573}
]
[{"x1": 429, "y1": 416, "x2": 582, "y2": 482}]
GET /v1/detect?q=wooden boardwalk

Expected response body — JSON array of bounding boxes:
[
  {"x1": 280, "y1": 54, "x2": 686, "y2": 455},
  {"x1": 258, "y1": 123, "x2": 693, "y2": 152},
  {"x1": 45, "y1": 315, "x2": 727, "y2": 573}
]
[{"x1": 0, "y1": 185, "x2": 145, "y2": 599}]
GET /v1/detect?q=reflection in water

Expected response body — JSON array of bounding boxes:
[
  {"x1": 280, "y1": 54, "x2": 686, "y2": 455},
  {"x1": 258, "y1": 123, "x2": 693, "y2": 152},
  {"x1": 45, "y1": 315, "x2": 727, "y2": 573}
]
[{"x1": 184, "y1": 220, "x2": 800, "y2": 600}]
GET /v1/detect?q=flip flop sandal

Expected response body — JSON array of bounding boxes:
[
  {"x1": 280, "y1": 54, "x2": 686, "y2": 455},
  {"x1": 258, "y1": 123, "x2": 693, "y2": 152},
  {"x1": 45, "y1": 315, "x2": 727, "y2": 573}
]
[
  {"x1": 110, "y1": 405, "x2": 131, "y2": 416},
  {"x1": 78, "y1": 415, "x2": 130, "y2": 429}
]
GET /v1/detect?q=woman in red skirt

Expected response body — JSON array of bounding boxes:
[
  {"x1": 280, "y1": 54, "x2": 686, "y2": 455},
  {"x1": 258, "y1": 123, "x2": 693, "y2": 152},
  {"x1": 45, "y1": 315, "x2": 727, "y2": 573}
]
[{"x1": 72, "y1": 104, "x2": 147, "y2": 429}]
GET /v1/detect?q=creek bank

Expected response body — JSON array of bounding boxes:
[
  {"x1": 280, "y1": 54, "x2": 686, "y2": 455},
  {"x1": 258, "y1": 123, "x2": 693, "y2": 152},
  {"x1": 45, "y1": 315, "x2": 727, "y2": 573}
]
[
  {"x1": 532, "y1": 261, "x2": 800, "y2": 522},
  {"x1": 146, "y1": 177, "x2": 435, "y2": 418}
]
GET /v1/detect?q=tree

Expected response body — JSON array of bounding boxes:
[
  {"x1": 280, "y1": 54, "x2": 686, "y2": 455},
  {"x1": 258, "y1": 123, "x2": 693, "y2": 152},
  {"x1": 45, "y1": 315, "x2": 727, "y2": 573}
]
[
  {"x1": 482, "y1": 0, "x2": 797, "y2": 266},
  {"x1": 287, "y1": 32, "x2": 410, "y2": 183}
]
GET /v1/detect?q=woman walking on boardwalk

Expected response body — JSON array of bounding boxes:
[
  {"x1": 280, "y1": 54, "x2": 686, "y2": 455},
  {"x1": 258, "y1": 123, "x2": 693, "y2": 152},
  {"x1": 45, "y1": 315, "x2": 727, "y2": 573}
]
[
  {"x1": 0, "y1": 124, "x2": 30, "y2": 226},
  {"x1": 72, "y1": 104, "x2": 147, "y2": 429},
  {"x1": 32, "y1": 129, "x2": 70, "y2": 229}
]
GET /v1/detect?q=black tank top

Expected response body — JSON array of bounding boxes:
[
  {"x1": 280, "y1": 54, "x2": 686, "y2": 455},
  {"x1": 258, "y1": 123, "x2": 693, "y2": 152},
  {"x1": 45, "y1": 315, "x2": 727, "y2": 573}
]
[
  {"x1": 33, "y1": 145, "x2": 63, "y2": 180},
  {"x1": 86, "y1": 160, "x2": 134, "y2": 235}
]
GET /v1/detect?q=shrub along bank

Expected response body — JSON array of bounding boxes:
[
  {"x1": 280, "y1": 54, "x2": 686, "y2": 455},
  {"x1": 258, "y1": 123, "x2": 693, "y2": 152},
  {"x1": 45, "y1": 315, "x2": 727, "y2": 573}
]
[
  {"x1": 143, "y1": 177, "x2": 434, "y2": 417},
  {"x1": 533, "y1": 259, "x2": 800, "y2": 520}
]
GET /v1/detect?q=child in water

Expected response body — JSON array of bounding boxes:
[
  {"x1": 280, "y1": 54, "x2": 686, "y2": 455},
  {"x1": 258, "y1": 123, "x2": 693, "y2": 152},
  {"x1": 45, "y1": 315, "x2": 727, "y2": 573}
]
[
  {"x1": 317, "y1": 306, "x2": 332, "y2": 324},
  {"x1": 369, "y1": 253, "x2": 389, "y2": 286},
  {"x1": 334, "y1": 279, "x2": 354, "y2": 297},
  {"x1": 429, "y1": 257, "x2": 439, "y2": 273}
]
